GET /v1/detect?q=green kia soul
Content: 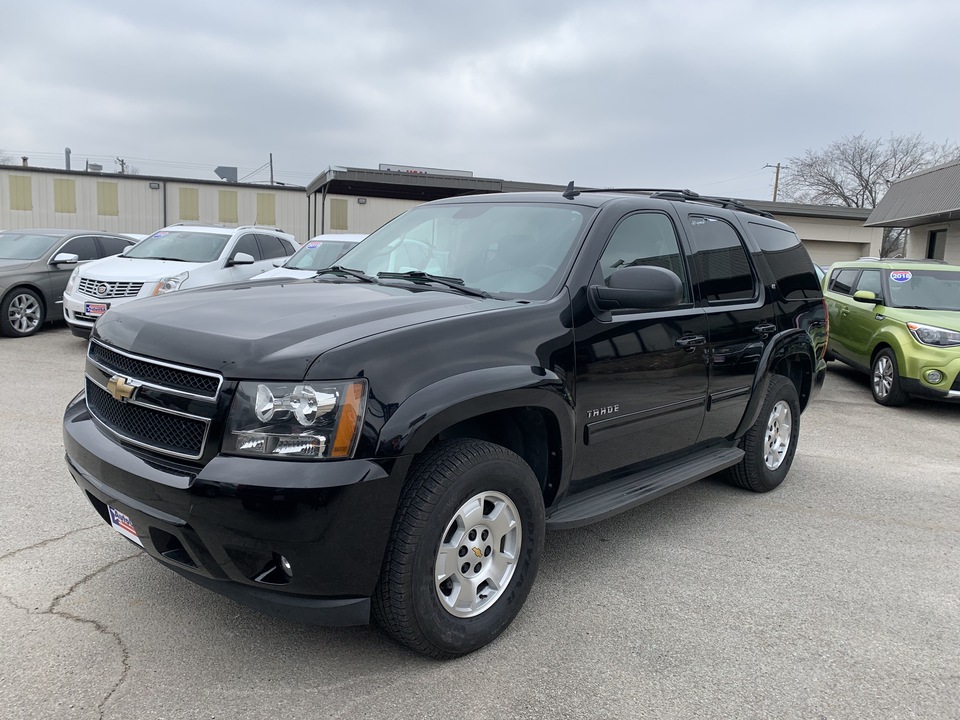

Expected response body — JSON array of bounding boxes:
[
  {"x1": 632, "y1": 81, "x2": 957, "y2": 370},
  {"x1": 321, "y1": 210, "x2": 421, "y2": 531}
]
[{"x1": 823, "y1": 259, "x2": 960, "y2": 406}]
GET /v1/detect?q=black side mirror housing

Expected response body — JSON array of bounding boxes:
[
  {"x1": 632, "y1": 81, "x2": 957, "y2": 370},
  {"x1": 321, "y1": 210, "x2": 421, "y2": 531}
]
[{"x1": 590, "y1": 265, "x2": 684, "y2": 311}]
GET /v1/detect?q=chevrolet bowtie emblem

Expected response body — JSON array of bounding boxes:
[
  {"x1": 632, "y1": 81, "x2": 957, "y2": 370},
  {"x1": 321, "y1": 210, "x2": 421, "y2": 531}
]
[
  {"x1": 107, "y1": 375, "x2": 139, "y2": 402},
  {"x1": 472, "y1": 547, "x2": 483, "y2": 558}
]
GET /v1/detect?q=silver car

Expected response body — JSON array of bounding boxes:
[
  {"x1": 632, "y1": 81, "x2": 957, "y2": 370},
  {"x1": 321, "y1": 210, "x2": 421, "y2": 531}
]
[{"x1": 0, "y1": 229, "x2": 136, "y2": 338}]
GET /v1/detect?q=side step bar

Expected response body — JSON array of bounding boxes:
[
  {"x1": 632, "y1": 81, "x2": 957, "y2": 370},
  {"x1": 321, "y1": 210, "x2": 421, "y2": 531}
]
[{"x1": 545, "y1": 446, "x2": 744, "y2": 529}]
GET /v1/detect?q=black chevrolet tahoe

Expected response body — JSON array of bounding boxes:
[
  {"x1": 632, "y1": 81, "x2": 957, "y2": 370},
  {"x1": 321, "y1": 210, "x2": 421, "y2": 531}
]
[{"x1": 63, "y1": 187, "x2": 827, "y2": 658}]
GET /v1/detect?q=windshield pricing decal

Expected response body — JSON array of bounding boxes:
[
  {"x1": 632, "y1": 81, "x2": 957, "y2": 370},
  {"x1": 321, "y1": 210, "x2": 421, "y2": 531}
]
[
  {"x1": 890, "y1": 270, "x2": 912, "y2": 283},
  {"x1": 306, "y1": 242, "x2": 320, "y2": 249}
]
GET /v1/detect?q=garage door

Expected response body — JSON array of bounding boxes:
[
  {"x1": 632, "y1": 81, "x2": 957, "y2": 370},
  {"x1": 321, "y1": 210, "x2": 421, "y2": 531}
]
[{"x1": 801, "y1": 240, "x2": 869, "y2": 266}]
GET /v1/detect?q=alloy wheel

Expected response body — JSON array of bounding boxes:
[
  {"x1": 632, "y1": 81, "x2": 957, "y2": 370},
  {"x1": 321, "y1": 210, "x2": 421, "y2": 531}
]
[
  {"x1": 763, "y1": 400, "x2": 792, "y2": 471},
  {"x1": 434, "y1": 491, "x2": 521, "y2": 618},
  {"x1": 8, "y1": 293, "x2": 41, "y2": 334}
]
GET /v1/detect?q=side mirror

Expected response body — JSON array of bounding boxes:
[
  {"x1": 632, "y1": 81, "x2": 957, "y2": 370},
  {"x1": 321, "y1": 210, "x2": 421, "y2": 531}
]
[
  {"x1": 272, "y1": 258, "x2": 285, "y2": 267},
  {"x1": 590, "y1": 265, "x2": 684, "y2": 311},
  {"x1": 853, "y1": 290, "x2": 881, "y2": 304},
  {"x1": 230, "y1": 252, "x2": 255, "y2": 266},
  {"x1": 51, "y1": 252, "x2": 79, "y2": 266},
  {"x1": 121, "y1": 245, "x2": 133, "y2": 256}
]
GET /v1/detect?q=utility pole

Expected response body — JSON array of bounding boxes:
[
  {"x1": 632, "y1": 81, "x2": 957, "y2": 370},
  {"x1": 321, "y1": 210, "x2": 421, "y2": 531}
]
[
  {"x1": 116, "y1": 157, "x2": 127, "y2": 174},
  {"x1": 269, "y1": 153, "x2": 274, "y2": 186},
  {"x1": 764, "y1": 163, "x2": 786, "y2": 201}
]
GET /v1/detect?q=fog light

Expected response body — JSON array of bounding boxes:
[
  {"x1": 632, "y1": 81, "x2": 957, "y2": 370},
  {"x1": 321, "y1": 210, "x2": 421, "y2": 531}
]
[{"x1": 924, "y1": 370, "x2": 944, "y2": 384}]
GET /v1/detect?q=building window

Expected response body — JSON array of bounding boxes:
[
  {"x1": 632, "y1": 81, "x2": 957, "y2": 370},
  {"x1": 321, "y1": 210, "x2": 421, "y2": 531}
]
[
  {"x1": 54, "y1": 179, "x2": 77, "y2": 213},
  {"x1": 330, "y1": 197, "x2": 348, "y2": 230},
  {"x1": 96, "y1": 182, "x2": 119, "y2": 216},
  {"x1": 179, "y1": 187, "x2": 199, "y2": 221},
  {"x1": 219, "y1": 190, "x2": 238, "y2": 224},
  {"x1": 9, "y1": 175, "x2": 32, "y2": 211},
  {"x1": 927, "y1": 229, "x2": 946, "y2": 260},
  {"x1": 256, "y1": 193, "x2": 276, "y2": 226}
]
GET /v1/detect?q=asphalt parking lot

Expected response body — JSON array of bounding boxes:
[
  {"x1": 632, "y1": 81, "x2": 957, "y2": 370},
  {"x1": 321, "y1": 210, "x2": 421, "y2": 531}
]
[{"x1": 1, "y1": 323, "x2": 958, "y2": 719}]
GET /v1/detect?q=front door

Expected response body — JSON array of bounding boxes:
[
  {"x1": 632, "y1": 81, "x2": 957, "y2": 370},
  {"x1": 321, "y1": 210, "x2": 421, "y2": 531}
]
[{"x1": 571, "y1": 210, "x2": 708, "y2": 488}]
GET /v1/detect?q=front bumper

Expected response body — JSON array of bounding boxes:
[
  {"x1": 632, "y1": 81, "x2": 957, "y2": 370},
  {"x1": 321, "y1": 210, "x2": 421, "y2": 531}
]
[
  {"x1": 899, "y1": 347, "x2": 960, "y2": 403},
  {"x1": 62, "y1": 291, "x2": 138, "y2": 332},
  {"x1": 63, "y1": 393, "x2": 408, "y2": 625}
]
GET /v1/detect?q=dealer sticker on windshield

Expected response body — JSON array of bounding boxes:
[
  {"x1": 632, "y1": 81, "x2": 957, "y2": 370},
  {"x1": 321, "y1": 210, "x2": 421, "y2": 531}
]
[
  {"x1": 890, "y1": 270, "x2": 912, "y2": 283},
  {"x1": 108, "y1": 506, "x2": 143, "y2": 547}
]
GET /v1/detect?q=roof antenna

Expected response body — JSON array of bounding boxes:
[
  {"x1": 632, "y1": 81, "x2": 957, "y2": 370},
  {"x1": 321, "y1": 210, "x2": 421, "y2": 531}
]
[{"x1": 562, "y1": 181, "x2": 580, "y2": 200}]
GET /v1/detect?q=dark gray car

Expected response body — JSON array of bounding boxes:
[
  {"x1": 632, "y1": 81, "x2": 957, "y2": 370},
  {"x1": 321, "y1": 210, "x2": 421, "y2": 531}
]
[{"x1": 0, "y1": 229, "x2": 136, "y2": 338}]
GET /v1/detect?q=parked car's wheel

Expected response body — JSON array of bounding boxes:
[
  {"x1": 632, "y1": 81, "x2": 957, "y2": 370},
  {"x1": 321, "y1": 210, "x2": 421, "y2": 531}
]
[
  {"x1": 1, "y1": 288, "x2": 45, "y2": 338},
  {"x1": 726, "y1": 374, "x2": 800, "y2": 493},
  {"x1": 373, "y1": 438, "x2": 545, "y2": 659},
  {"x1": 871, "y1": 348, "x2": 909, "y2": 406}
]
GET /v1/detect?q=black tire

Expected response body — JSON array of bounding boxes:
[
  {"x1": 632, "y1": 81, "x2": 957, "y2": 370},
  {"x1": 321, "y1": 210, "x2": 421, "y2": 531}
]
[
  {"x1": 726, "y1": 375, "x2": 800, "y2": 493},
  {"x1": 1, "y1": 287, "x2": 45, "y2": 338},
  {"x1": 870, "y1": 348, "x2": 910, "y2": 407},
  {"x1": 372, "y1": 438, "x2": 545, "y2": 659}
]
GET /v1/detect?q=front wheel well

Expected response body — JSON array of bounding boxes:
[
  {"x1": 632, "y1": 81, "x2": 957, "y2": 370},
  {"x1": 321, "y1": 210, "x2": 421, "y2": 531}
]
[{"x1": 427, "y1": 407, "x2": 563, "y2": 506}]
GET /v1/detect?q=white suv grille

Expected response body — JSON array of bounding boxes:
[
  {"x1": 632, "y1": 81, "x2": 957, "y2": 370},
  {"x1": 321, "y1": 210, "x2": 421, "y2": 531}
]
[{"x1": 78, "y1": 277, "x2": 145, "y2": 299}]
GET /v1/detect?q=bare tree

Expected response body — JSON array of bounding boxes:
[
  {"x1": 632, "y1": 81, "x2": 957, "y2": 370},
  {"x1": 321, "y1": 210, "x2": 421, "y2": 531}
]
[
  {"x1": 780, "y1": 133, "x2": 960, "y2": 256},
  {"x1": 0, "y1": 148, "x2": 11, "y2": 165}
]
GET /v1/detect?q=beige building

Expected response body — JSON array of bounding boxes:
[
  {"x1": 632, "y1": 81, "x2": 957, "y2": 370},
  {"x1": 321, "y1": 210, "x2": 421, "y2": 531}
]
[
  {"x1": 0, "y1": 165, "x2": 309, "y2": 241},
  {"x1": 866, "y1": 158, "x2": 960, "y2": 265},
  {"x1": 306, "y1": 166, "x2": 882, "y2": 263},
  {"x1": 2, "y1": 163, "x2": 883, "y2": 263}
]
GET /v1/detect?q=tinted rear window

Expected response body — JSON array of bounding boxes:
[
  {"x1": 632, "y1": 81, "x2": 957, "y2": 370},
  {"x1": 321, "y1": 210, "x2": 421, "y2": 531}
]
[{"x1": 748, "y1": 222, "x2": 821, "y2": 299}]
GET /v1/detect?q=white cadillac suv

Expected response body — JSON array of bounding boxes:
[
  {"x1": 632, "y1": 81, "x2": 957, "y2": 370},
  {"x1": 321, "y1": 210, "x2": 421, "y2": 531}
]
[{"x1": 63, "y1": 223, "x2": 299, "y2": 337}]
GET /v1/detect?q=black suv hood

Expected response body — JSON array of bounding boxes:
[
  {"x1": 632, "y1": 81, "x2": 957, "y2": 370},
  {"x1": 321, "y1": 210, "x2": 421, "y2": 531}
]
[{"x1": 93, "y1": 279, "x2": 512, "y2": 378}]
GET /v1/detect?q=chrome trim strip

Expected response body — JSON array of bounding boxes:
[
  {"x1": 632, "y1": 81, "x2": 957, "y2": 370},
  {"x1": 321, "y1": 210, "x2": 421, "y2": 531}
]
[
  {"x1": 88, "y1": 339, "x2": 223, "y2": 400},
  {"x1": 86, "y1": 374, "x2": 211, "y2": 423},
  {"x1": 86, "y1": 411, "x2": 208, "y2": 462}
]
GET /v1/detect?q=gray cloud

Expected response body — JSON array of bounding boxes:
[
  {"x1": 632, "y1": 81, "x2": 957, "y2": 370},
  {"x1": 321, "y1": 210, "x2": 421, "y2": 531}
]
[{"x1": 3, "y1": 0, "x2": 959, "y2": 199}]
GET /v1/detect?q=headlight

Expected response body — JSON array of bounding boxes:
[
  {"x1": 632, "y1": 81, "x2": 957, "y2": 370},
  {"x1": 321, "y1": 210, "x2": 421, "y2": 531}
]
[
  {"x1": 223, "y1": 380, "x2": 366, "y2": 459},
  {"x1": 907, "y1": 322, "x2": 960, "y2": 347},
  {"x1": 152, "y1": 271, "x2": 189, "y2": 295},
  {"x1": 65, "y1": 268, "x2": 80, "y2": 295}
]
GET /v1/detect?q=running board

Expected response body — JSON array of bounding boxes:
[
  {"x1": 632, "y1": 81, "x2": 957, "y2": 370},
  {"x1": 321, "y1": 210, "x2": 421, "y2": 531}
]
[{"x1": 546, "y1": 447, "x2": 744, "y2": 529}]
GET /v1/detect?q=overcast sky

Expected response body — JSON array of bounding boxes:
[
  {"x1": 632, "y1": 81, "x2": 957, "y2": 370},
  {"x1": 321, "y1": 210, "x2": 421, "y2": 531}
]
[{"x1": 2, "y1": 0, "x2": 958, "y2": 200}]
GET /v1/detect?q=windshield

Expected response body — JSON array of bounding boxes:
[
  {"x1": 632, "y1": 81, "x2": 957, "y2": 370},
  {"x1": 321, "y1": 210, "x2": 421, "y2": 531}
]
[
  {"x1": 125, "y1": 230, "x2": 231, "y2": 263},
  {"x1": 885, "y1": 269, "x2": 960, "y2": 311},
  {"x1": 0, "y1": 232, "x2": 61, "y2": 260},
  {"x1": 285, "y1": 240, "x2": 359, "y2": 270},
  {"x1": 335, "y1": 201, "x2": 590, "y2": 298}
]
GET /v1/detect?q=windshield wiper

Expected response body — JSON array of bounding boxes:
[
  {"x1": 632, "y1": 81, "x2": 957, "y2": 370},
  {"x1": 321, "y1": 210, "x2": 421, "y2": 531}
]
[
  {"x1": 314, "y1": 265, "x2": 379, "y2": 283},
  {"x1": 377, "y1": 271, "x2": 490, "y2": 298}
]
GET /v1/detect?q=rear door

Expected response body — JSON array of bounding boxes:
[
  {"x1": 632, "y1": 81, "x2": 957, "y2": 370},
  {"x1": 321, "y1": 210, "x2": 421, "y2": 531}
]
[
  {"x1": 678, "y1": 210, "x2": 779, "y2": 443},
  {"x1": 824, "y1": 268, "x2": 862, "y2": 364}
]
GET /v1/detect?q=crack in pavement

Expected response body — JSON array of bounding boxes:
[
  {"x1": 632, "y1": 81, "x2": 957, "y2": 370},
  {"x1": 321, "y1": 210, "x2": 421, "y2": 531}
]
[
  {"x1": 1, "y1": 540, "x2": 142, "y2": 720},
  {"x1": 49, "y1": 553, "x2": 142, "y2": 719},
  {"x1": 0, "y1": 523, "x2": 101, "y2": 562}
]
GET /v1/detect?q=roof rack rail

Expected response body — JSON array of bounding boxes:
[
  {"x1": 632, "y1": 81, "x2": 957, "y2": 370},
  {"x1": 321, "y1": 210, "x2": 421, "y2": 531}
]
[
  {"x1": 238, "y1": 225, "x2": 287, "y2": 233},
  {"x1": 560, "y1": 184, "x2": 773, "y2": 218},
  {"x1": 857, "y1": 257, "x2": 947, "y2": 264}
]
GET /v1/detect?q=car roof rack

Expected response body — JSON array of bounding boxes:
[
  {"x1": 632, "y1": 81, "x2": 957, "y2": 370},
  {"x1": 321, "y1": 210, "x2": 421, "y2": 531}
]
[
  {"x1": 560, "y1": 182, "x2": 773, "y2": 218},
  {"x1": 857, "y1": 257, "x2": 947, "y2": 264},
  {"x1": 238, "y1": 225, "x2": 287, "y2": 233}
]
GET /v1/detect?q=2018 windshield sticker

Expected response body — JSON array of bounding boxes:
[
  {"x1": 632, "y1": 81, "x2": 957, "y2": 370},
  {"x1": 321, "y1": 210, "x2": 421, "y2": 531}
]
[
  {"x1": 890, "y1": 270, "x2": 912, "y2": 282},
  {"x1": 306, "y1": 242, "x2": 320, "y2": 248}
]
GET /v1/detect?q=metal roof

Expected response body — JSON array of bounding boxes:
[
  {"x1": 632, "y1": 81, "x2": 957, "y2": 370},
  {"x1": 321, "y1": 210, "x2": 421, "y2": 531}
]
[
  {"x1": 865, "y1": 158, "x2": 960, "y2": 228},
  {"x1": 0, "y1": 163, "x2": 306, "y2": 192}
]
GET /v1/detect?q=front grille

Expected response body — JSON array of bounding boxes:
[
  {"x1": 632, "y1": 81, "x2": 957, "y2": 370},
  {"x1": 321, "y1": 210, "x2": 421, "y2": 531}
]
[
  {"x1": 89, "y1": 341, "x2": 220, "y2": 398},
  {"x1": 78, "y1": 277, "x2": 145, "y2": 299},
  {"x1": 86, "y1": 379, "x2": 207, "y2": 459}
]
